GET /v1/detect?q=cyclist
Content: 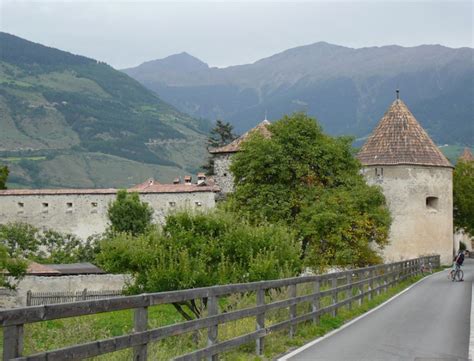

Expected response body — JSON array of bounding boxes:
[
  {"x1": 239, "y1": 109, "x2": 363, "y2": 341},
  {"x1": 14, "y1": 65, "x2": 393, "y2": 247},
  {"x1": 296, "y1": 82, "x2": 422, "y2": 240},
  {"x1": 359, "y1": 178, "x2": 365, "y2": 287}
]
[{"x1": 452, "y1": 250, "x2": 465, "y2": 281}]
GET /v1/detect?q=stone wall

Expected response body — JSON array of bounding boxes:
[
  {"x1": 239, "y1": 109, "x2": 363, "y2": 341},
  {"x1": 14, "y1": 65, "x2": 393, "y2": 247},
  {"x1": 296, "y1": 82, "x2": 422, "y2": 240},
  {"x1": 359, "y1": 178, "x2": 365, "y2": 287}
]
[
  {"x1": 362, "y1": 165, "x2": 453, "y2": 265},
  {"x1": 1, "y1": 274, "x2": 129, "y2": 308},
  {"x1": 213, "y1": 153, "x2": 235, "y2": 196},
  {"x1": 0, "y1": 191, "x2": 216, "y2": 240}
]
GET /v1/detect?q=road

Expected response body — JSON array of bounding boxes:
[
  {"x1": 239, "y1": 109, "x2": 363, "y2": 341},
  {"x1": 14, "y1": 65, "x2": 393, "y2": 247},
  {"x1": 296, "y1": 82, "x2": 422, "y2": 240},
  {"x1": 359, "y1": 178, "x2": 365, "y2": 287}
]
[{"x1": 284, "y1": 259, "x2": 472, "y2": 361}]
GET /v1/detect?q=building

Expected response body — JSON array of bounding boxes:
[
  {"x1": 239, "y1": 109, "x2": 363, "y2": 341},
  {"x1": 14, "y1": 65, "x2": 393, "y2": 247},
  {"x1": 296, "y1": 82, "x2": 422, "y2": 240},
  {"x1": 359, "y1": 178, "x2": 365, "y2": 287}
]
[
  {"x1": 0, "y1": 177, "x2": 219, "y2": 240},
  {"x1": 209, "y1": 119, "x2": 271, "y2": 195},
  {"x1": 357, "y1": 95, "x2": 453, "y2": 264}
]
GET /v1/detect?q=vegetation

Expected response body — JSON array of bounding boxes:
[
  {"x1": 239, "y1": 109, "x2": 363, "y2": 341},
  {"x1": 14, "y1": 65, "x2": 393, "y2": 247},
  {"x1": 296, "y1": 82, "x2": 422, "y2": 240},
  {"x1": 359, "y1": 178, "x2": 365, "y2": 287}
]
[
  {"x1": 0, "y1": 244, "x2": 27, "y2": 289},
  {"x1": 0, "y1": 32, "x2": 210, "y2": 188},
  {"x1": 98, "y1": 210, "x2": 302, "y2": 319},
  {"x1": 202, "y1": 120, "x2": 237, "y2": 175},
  {"x1": 106, "y1": 190, "x2": 153, "y2": 236},
  {"x1": 229, "y1": 113, "x2": 391, "y2": 269},
  {"x1": 0, "y1": 165, "x2": 8, "y2": 189},
  {"x1": 0, "y1": 222, "x2": 98, "y2": 264},
  {"x1": 453, "y1": 158, "x2": 474, "y2": 237}
]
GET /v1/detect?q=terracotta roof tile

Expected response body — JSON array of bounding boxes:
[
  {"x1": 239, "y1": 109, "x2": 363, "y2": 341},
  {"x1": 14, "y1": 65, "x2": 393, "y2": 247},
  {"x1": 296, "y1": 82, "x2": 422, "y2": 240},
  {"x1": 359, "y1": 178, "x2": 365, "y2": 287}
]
[
  {"x1": 459, "y1": 148, "x2": 474, "y2": 162},
  {"x1": 27, "y1": 262, "x2": 61, "y2": 275},
  {"x1": 357, "y1": 99, "x2": 452, "y2": 168},
  {"x1": 0, "y1": 180, "x2": 219, "y2": 196},
  {"x1": 209, "y1": 120, "x2": 272, "y2": 154}
]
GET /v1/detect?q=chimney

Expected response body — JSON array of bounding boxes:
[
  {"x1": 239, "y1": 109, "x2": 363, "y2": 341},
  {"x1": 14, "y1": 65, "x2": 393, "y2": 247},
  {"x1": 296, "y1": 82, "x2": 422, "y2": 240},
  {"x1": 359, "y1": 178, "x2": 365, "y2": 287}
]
[
  {"x1": 197, "y1": 172, "x2": 206, "y2": 185},
  {"x1": 173, "y1": 177, "x2": 180, "y2": 184},
  {"x1": 184, "y1": 175, "x2": 192, "y2": 185}
]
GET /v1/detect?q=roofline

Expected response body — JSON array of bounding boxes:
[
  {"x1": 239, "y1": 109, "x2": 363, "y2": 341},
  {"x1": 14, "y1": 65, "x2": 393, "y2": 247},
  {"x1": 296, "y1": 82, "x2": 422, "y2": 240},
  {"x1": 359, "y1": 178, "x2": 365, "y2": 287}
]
[
  {"x1": 208, "y1": 149, "x2": 239, "y2": 155},
  {"x1": 360, "y1": 162, "x2": 454, "y2": 169}
]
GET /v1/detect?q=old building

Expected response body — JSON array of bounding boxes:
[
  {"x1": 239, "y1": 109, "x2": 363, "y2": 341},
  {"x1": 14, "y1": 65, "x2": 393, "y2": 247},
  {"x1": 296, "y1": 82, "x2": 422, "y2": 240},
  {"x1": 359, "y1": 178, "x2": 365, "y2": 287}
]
[
  {"x1": 0, "y1": 177, "x2": 219, "y2": 240},
  {"x1": 357, "y1": 95, "x2": 454, "y2": 264},
  {"x1": 209, "y1": 119, "x2": 271, "y2": 195}
]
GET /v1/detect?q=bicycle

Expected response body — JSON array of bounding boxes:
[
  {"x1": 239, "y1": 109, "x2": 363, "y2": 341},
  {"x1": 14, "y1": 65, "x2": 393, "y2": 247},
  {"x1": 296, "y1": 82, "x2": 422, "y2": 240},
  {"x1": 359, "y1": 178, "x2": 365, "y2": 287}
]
[{"x1": 448, "y1": 266, "x2": 464, "y2": 282}]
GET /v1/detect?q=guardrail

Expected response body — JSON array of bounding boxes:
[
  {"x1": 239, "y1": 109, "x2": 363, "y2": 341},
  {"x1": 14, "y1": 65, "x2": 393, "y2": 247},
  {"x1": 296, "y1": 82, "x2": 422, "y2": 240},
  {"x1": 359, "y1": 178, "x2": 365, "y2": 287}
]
[{"x1": 1, "y1": 255, "x2": 439, "y2": 360}]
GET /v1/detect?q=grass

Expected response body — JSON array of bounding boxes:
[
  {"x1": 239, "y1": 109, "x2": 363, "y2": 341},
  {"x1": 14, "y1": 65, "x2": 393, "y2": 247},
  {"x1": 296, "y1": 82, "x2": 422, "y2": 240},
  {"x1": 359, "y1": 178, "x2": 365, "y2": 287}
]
[{"x1": 0, "y1": 272, "x2": 431, "y2": 360}]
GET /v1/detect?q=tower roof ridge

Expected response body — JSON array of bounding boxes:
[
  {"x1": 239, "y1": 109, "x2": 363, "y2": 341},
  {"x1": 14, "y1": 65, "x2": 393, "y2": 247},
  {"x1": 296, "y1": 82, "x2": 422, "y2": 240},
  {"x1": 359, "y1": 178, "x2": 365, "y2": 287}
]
[{"x1": 357, "y1": 99, "x2": 452, "y2": 168}]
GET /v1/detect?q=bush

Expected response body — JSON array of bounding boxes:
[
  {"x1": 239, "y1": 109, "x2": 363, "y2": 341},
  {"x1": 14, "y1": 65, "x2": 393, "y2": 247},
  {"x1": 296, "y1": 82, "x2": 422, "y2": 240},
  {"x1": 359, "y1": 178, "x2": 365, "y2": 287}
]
[{"x1": 97, "y1": 210, "x2": 302, "y2": 319}]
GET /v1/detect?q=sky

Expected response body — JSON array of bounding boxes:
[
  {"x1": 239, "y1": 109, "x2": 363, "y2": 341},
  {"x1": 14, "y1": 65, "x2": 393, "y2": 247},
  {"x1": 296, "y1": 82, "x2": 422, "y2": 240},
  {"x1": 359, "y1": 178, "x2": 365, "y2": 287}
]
[{"x1": 1, "y1": 0, "x2": 472, "y2": 69}]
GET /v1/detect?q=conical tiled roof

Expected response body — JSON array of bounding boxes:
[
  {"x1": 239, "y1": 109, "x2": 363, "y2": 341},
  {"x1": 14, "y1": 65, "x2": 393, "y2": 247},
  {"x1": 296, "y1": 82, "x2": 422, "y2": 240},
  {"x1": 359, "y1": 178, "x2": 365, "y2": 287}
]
[
  {"x1": 209, "y1": 120, "x2": 271, "y2": 154},
  {"x1": 357, "y1": 99, "x2": 452, "y2": 168},
  {"x1": 459, "y1": 148, "x2": 474, "y2": 162}
]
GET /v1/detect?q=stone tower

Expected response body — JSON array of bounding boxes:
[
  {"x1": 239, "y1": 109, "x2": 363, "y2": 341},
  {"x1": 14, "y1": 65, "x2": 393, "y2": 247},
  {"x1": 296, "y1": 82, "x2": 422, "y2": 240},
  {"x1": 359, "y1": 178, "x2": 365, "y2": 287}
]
[
  {"x1": 357, "y1": 97, "x2": 453, "y2": 265},
  {"x1": 209, "y1": 119, "x2": 271, "y2": 196}
]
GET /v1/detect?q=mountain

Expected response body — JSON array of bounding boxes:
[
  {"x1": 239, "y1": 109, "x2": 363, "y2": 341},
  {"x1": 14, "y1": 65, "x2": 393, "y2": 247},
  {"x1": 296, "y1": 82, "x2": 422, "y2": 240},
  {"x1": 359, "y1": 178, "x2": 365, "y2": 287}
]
[
  {"x1": 0, "y1": 33, "x2": 211, "y2": 189},
  {"x1": 123, "y1": 42, "x2": 474, "y2": 146}
]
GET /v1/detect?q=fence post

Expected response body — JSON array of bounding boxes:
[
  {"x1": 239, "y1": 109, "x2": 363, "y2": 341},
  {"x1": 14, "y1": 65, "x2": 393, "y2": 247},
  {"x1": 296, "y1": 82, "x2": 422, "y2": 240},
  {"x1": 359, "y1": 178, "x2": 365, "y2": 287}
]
[
  {"x1": 82, "y1": 288, "x2": 87, "y2": 301},
  {"x1": 346, "y1": 273, "x2": 352, "y2": 310},
  {"x1": 368, "y1": 269, "x2": 373, "y2": 301},
  {"x1": 208, "y1": 295, "x2": 218, "y2": 361},
  {"x1": 3, "y1": 325, "x2": 24, "y2": 360},
  {"x1": 26, "y1": 290, "x2": 32, "y2": 306},
  {"x1": 289, "y1": 284, "x2": 297, "y2": 337},
  {"x1": 331, "y1": 277, "x2": 337, "y2": 317},
  {"x1": 256, "y1": 287, "x2": 265, "y2": 355},
  {"x1": 133, "y1": 305, "x2": 148, "y2": 361},
  {"x1": 312, "y1": 280, "x2": 320, "y2": 324}
]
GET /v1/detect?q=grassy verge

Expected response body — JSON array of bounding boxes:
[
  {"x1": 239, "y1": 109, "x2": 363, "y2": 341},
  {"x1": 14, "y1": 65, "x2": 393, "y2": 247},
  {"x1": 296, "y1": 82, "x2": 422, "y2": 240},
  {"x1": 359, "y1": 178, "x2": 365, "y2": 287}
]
[{"x1": 0, "y1": 272, "x2": 433, "y2": 360}]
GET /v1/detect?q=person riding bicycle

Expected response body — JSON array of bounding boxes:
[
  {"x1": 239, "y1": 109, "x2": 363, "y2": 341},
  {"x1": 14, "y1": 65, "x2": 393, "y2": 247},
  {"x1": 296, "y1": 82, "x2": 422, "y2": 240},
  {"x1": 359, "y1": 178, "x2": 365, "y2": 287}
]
[{"x1": 453, "y1": 250, "x2": 465, "y2": 281}]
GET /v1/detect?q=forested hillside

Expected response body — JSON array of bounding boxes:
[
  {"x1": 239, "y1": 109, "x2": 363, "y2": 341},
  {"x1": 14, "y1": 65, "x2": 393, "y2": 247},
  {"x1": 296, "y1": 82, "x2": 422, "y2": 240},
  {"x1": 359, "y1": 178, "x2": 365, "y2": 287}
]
[
  {"x1": 0, "y1": 33, "x2": 210, "y2": 188},
  {"x1": 124, "y1": 43, "x2": 474, "y2": 147}
]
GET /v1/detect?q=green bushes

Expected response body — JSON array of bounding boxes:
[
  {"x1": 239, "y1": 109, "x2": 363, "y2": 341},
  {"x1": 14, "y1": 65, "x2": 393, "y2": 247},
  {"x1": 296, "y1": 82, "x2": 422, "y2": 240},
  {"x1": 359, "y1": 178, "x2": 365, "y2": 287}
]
[{"x1": 97, "y1": 210, "x2": 302, "y2": 319}]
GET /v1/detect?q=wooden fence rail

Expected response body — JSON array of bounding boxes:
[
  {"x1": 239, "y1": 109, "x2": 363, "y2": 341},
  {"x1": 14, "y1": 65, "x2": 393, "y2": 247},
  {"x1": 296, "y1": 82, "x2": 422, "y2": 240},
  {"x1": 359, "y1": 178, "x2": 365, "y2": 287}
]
[
  {"x1": 26, "y1": 289, "x2": 123, "y2": 306},
  {"x1": 1, "y1": 256, "x2": 439, "y2": 361}
]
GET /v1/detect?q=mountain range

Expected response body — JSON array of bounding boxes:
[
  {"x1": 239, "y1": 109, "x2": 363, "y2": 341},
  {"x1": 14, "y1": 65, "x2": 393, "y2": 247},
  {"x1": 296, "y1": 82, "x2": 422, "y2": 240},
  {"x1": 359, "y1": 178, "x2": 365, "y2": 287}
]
[
  {"x1": 123, "y1": 42, "x2": 474, "y2": 146},
  {"x1": 0, "y1": 33, "x2": 210, "y2": 189}
]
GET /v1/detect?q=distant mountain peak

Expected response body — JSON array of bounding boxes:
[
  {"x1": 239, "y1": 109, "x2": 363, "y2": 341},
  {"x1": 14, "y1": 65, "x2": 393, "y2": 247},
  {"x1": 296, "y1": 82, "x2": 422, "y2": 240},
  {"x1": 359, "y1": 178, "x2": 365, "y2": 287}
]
[{"x1": 125, "y1": 52, "x2": 208, "y2": 74}]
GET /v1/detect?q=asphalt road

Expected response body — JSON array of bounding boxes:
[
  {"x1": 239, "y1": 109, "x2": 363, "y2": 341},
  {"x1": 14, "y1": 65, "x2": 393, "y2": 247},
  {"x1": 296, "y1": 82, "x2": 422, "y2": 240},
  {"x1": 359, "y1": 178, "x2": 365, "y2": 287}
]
[{"x1": 285, "y1": 260, "x2": 472, "y2": 361}]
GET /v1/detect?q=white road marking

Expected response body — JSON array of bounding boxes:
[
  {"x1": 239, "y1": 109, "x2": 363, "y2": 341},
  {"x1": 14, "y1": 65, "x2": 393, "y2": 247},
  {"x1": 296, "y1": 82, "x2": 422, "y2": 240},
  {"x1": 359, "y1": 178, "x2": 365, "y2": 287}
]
[{"x1": 278, "y1": 272, "x2": 440, "y2": 361}]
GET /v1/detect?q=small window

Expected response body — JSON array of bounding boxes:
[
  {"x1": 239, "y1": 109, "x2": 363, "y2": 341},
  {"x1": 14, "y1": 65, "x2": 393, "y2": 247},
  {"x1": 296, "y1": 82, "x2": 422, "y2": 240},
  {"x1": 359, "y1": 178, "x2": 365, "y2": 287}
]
[
  {"x1": 426, "y1": 197, "x2": 439, "y2": 211},
  {"x1": 375, "y1": 167, "x2": 383, "y2": 181},
  {"x1": 18, "y1": 202, "x2": 24, "y2": 213},
  {"x1": 91, "y1": 202, "x2": 98, "y2": 213},
  {"x1": 169, "y1": 201, "x2": 176, "y2": 207},
  {"x1": 223, "y1": 173, "x2": 227, "y2": 177},
  {"x1": 42, "y1": 202, "x2": 49, "y2": 213},
  {"x1": 195, "y1": 201, "x2": 202, "y2": 207}
]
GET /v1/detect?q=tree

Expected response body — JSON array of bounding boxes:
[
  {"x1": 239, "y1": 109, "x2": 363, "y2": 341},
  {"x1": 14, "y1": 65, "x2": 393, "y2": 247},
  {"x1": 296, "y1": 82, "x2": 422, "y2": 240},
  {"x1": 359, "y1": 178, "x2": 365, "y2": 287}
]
[
  {"x1": 229, "y1": 112, "x2": 391, "y2": 268},
  {"x1": 0, "y1": 245, "x2": 27, "y2": 289},
  {"x1": 202, "y1": 120, "x2": 237, "y2": 175},
  {"x1": 0, "y1": 165, "x2": 9, "y2": 189},
  {"x1": 0, "y1": 222, "x2": 40, "y2": 258},
  {"x1": 97, "y1": 210, "x2": 302, "y2": 320},
  {"x1": 107, "y1": 190, "x2": 153, "y2": 236},
  {"x1": 453, "y1": 159, "x2": 474, "y2": 236}
]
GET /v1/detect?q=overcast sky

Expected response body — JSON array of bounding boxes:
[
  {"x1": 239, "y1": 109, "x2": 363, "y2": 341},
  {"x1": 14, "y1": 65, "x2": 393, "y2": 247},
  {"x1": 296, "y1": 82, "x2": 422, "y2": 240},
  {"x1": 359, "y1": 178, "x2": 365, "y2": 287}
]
[{"x1": 1, "y1": 0, "x2": 472, "y2": 69}]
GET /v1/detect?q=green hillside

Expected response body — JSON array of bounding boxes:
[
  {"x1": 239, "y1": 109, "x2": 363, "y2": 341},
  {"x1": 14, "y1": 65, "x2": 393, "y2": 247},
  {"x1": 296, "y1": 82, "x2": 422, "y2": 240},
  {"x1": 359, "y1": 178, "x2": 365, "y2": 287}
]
[{"x1": 0, "y1": 33, "x2": 211, "y2": 188}]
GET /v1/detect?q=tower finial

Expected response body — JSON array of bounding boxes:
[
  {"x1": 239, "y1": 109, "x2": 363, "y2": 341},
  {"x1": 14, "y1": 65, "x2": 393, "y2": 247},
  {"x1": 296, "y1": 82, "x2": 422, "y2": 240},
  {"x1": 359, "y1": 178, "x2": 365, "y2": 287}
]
[{"x1": 396, "y1": 88, "x2": 400, "y2": 100}]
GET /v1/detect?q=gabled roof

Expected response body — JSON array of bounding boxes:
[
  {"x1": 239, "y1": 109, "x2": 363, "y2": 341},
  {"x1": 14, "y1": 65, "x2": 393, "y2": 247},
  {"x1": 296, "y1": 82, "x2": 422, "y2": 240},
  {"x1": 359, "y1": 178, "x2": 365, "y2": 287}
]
[
  {"x1": 209, "y1": 120, "x2": 272, "y2": 154},
  {"x1": 459, "y1": 148, "x2": 474, "y2": 162},
  {"x1": 357, "y1": 99, "x2": 452, "y2": 168}
]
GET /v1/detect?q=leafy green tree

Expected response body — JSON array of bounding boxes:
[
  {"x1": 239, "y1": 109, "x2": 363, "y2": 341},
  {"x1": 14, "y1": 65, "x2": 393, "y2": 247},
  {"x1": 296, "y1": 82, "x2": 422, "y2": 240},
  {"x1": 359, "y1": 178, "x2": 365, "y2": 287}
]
[
  {"x1": 97, "y1": 210, "x2": 302, "y2": 319},
  {"x1": 0, "y1": 245, "x2": 27, "y2": 289},
  {"x1": 454, "y1": 159, "x2": 474, "y2": 236},
  {"x1": 0, "y1": 165, "x2": 9, "y2": 189},
  {"x1": 229, "y1": 112, "x2": 391, "y2": 268},
  {"x1": 0, "y1": 222, "x2": 40, "y2": 258},
  {"x1": 107, "y1": 190, "x2": 153, "y2": 236},
  {"x1": 202, "y1": 120, "x2": 237, "y2": 175}
]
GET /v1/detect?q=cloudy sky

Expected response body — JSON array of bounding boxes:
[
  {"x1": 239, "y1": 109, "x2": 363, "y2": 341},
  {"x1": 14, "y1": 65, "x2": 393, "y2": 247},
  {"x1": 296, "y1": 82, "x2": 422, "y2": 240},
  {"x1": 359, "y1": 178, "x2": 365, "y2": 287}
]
[{"x1": 1, "y1": 0, "x2": 472, "y2": 69}]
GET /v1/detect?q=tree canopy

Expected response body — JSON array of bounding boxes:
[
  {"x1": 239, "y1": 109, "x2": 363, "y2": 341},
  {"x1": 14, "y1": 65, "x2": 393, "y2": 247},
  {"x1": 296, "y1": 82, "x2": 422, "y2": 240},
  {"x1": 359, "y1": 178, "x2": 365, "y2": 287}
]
[
  {"x1": 107, "y1": 190, "x2": 153, "y2": 236},
  {"x1": 0, "y1": 165, "x2": 8, "y2": 190},
  {"x1": 202, "y1": 120, "x2": 237, "y2": 175},
  {"x1": 454, "y1": 159, "x2": 474, "y2": 237},
  {"x1": 98, "y1": 210, "x2": 301, "y2": 319},
  {"x1": 229, "y1": 112, "x2": 391, "y2": 268}
]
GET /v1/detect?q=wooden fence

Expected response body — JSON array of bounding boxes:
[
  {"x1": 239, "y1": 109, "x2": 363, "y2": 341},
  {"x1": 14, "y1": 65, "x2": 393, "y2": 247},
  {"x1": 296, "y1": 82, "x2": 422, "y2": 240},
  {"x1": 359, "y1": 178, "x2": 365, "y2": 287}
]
[
  {"x1": 1, "y1": 256, "x2": 439, "y2": 361},
  {"x1": 26, "y1": 289, "x2": 122, "y2": 306}
]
